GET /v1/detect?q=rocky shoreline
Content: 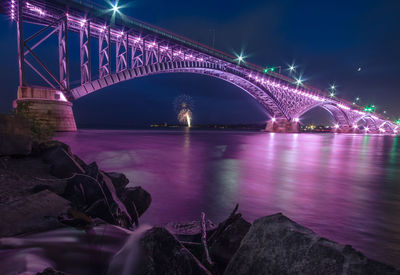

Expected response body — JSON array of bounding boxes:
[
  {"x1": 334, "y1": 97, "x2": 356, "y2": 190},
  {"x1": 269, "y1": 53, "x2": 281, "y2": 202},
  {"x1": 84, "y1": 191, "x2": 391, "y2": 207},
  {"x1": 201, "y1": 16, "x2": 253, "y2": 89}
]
[{"x1": 1, "y1": 115, "x2": 399, "y2": 274}]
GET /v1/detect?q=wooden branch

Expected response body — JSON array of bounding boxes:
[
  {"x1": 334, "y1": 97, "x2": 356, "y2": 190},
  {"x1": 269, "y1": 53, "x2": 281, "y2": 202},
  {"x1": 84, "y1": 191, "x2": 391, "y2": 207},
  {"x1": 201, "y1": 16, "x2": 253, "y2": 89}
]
[{"x1": 201, "y1": 212, "x2": 214, "y2": 265}]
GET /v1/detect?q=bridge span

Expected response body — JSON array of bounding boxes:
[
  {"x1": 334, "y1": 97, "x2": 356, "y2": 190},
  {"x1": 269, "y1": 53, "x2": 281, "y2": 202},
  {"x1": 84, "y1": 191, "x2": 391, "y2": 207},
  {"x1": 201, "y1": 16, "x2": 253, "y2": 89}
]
[{"x1": 2, "y1": 0, "x2": 398, "y2": 133}]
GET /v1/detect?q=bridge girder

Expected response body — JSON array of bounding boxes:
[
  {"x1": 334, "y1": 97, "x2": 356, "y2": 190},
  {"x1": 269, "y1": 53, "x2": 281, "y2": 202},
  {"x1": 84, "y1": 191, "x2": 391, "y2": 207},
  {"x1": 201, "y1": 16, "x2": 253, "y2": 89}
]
[{"x1": 8, "y1": 0, "x2": 397, "y2": 132}]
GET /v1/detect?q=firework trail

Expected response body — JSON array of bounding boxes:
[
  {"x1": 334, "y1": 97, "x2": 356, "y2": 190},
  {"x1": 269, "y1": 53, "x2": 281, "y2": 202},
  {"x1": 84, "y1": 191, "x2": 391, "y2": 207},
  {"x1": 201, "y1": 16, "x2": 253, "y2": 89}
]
[{"x1": 174, "y1": 95, "x2": 194, "y2": 127}]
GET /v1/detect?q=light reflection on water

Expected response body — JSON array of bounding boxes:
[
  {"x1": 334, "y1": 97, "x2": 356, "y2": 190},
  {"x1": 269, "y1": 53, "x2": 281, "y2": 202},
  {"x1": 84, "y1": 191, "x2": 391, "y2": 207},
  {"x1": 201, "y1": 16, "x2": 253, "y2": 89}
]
[{"x1": 56, "y1": 130, "x2": 400, "y2": 266}]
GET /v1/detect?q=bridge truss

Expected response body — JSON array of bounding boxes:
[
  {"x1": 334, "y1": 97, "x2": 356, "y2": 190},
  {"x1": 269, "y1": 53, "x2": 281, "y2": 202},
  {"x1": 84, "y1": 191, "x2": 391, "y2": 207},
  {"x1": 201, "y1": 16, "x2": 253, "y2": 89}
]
[{"x1": 4, "y1": 0, "x2": 399, "y2": 133}]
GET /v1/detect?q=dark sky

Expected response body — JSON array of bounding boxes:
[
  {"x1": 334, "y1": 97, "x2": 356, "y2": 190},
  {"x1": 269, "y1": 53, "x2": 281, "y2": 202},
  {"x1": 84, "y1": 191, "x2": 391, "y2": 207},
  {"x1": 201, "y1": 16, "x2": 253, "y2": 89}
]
[{"x1": 0, "y1": 0, "x2": 399, "y2": 127}]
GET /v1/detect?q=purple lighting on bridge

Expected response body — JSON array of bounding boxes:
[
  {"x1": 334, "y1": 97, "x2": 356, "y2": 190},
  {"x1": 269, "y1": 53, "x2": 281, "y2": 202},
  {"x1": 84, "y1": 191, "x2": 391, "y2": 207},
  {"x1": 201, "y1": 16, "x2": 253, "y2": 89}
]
[
  {"x1": 26, "y1": 2, "x2": 45, "y2": 16},
  {"x1": 10, "y1": 0, "x2": 16, "y2": 20},
  {"x1": 10, "y1": 0, "x2": 397, "y2": 134}
]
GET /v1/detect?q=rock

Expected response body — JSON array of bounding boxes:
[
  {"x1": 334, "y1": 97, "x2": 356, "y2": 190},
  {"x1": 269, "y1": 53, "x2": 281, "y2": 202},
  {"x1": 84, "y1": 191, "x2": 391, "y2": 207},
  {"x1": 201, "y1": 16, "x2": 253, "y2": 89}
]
[
  {"x1": 33, "y1": 140, "x2": 71, "y2": 156},
  {"x1": 124, "y1": 227, "x2": 211, "y2": 275},
  {"x1": 31, "y1": 182, "x2": 67, "y2": 196},
  {"x1": 0, "y1": 190, "x2": 70, "y2": 237},
  {"x1": 99, "y1": 170, "x2": 133, "y2": 228},
  {"x1": 36, "y1": 267, "x2": 68, "y2": 275},
  {"x1": 62, "y1": 172, "x2": 133, "y2": 229},
  {"x1": 106, "y1": 172, "x2": 129, "y2": 196},
  {"x1": 120, "y1": 186, "x2": 152, "y2": 221},
  {"x1": 42, "y1": 146, "x2": 85, "y2": 178},
  {"x1": 224, "y1": 213, "x2": 400, "y2": 275},
  {"x1": 63, "y1": 174, "x2": 105, "y2": 208},
  {"x1": 85, "y1": 199, "x2": 115, "y2": 224},
  {"x1": 0, "y1": 114, "x2": 32, "y2": 156},
  {"x1": 209, "y1": 214, "x2": 251, "y2": 274},
  {"x1": 58, "y1": 208, "x2": 94, "y2": 230},
  {"x1": 84, "y1": 162, "x2": 101, "y2": 180},
  {"x1": 73, "y1": 154, "x2": 88, "y2": 171}
]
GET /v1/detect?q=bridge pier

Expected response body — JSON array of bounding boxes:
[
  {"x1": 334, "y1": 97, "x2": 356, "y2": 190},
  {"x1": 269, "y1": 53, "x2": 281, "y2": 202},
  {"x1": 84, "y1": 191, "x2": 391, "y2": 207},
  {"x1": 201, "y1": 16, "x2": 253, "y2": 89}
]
[
  {"x1": 15, "y1": 87, "x2": 77, "y2": 132},
  {"x1": 265, "y1": 118, "x2": 299, "y2": 133}
]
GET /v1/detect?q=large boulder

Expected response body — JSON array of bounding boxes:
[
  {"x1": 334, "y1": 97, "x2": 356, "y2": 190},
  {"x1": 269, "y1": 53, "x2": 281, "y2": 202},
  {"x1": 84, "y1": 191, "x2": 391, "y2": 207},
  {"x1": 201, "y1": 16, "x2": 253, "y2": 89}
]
[
  {"x1": 224, "y1": 213, "x2": 399, "y2": 275},
  {"x1": 109, "y1": 227, "x2": 211, "y2": 275},
  {"x1": 0, "y1": 114, "x2": 32, "y2": 156},
  {"x1": 0, "y1": 190, "x2": 70, "y2": 237}
]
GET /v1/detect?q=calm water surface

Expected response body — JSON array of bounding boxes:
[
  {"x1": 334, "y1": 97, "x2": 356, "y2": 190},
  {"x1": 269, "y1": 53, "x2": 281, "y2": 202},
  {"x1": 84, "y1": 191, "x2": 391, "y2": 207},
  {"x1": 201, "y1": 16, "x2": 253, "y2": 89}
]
[{"x1": 56, "y1": 129, "x2": 400, "y2": 266}]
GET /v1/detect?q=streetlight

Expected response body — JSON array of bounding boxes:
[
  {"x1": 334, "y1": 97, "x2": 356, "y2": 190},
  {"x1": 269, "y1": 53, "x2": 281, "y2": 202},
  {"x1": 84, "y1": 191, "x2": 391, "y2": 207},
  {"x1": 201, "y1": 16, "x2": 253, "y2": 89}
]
[
  {"x1": 235, "y1": 53, "x2": 245, "y2": 64},
  {"x1": 112, "y1": 3, "x2": 119, "y2": 12}
]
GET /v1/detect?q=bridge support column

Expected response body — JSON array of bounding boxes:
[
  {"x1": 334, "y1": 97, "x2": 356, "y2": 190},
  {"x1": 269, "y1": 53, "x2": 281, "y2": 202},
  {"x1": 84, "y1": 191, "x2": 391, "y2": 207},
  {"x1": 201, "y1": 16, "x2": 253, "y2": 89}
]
[
  {"x1": 15, "y1": 87, "x2": 77, "y2": 132},
  {"x1": 265, "y1": 118, "x2": 299, "y2": 133}
]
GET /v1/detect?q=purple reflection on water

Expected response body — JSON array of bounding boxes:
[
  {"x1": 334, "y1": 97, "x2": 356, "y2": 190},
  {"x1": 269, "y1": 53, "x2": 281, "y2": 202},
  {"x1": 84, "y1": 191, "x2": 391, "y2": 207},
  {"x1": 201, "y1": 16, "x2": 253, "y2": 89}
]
[{"x1": 56, "y1": 130, "x2": 400, "y2": 266}]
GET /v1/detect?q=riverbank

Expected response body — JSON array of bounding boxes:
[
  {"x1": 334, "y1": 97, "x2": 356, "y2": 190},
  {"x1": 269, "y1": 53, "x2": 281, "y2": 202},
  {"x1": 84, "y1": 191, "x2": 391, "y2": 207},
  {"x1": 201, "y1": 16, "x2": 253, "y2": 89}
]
[{"x1": 0, "y1": 117, "x2": 399, "y2": 274}]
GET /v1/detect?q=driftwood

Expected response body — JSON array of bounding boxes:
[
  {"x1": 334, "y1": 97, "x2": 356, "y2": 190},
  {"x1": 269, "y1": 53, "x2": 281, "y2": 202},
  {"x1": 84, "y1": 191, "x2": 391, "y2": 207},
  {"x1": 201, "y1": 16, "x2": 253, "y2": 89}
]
[
  {"x1": 130, "y1": 200, "x2": 140, "y2": 227},
  {"x1": 207, "y1": 203, "x2": 239, "y2": 244},
  {"x1": 201, "y1": 212, "x2": 214, "y2": 265}
]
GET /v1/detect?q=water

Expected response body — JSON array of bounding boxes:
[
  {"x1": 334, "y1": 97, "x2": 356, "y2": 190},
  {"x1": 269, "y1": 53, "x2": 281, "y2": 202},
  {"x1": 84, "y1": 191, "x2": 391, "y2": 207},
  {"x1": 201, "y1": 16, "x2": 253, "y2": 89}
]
[{"x1": 56, "y1": 129, "x2": 400, "y2": 267}]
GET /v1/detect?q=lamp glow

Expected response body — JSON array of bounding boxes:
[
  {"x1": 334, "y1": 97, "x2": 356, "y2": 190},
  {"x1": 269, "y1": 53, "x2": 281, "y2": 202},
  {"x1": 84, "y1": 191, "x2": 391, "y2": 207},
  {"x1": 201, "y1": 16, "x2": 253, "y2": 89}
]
[
  {"x1": 112, "y1": 3, "x2": 119, "y2": 12},
  {"x1": 293, "y1": 118, "x2": 299, "y2": 122},
  {"x1": 271, "y1": 117, "x2": 276, "y2": 122}
]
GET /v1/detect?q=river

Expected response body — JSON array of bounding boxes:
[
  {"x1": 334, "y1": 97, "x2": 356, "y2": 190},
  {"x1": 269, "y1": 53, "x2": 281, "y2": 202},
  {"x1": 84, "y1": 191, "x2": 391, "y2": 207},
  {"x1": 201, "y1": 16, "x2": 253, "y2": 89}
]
[{"x1": 56, "y1": 129, "x2": 400, "y2": 266}]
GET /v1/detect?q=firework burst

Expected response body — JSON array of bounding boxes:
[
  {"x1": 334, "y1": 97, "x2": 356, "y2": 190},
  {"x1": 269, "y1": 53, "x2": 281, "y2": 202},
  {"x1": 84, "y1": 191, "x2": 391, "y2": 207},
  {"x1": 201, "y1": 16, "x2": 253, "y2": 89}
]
[{"x1": 174, "y1": 95, "x2": 194, "y2": 127}]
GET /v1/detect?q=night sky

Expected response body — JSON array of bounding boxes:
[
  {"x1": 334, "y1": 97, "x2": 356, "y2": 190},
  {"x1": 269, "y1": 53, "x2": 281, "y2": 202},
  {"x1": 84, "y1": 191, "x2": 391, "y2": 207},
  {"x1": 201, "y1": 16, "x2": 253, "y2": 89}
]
[{"x1": 0, "y1": 0, "x2": 399, "y2": 127}]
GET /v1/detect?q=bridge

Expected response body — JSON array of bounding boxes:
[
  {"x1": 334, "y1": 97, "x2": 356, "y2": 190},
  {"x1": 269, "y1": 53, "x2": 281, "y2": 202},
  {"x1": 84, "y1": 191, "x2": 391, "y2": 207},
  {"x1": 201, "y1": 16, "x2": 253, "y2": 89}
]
[{"x1": 1, "y1": 0, "x2": 398, "y2": 134}]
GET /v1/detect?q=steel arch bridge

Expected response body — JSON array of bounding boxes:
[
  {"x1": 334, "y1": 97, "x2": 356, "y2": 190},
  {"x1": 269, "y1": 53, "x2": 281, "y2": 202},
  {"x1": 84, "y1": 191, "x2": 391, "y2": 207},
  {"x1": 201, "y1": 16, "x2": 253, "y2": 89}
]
[{"x1": 2, "y1": 0, "x2": 398, "y2": 133}]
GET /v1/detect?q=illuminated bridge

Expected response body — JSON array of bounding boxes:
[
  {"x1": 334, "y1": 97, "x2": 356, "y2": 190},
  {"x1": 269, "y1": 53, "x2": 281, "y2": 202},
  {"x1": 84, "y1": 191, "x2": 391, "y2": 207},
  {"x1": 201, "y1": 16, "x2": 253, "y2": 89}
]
[{"x1": 1, "y1": 0, "x2": 398, "y2": 133}]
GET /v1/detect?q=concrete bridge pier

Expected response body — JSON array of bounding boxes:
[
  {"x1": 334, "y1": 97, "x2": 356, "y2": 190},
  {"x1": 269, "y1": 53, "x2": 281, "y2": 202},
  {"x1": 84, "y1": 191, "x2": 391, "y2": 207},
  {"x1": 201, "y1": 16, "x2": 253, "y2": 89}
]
[
  {"x1": 15, "y1": 87, "x2": 77, "y2": 132},
  {"x1": 265, "y1": 118, "x2": 300, "y2": 133}
]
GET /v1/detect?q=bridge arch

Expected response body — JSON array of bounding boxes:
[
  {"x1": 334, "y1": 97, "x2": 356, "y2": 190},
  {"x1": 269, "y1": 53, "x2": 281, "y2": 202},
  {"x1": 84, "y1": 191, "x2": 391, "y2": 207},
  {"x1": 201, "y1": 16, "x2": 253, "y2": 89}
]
[
  {"x1": 355, "y1": 115, "x2": 379, "y2": 131},
  {"x1": 294, "y1": 102, "x2": 351, "y2": 126},
  {"x1": 378, "y1": 121, "x2": 394, "y2": 132},
  {"x1": 70, "y1": 61, "x2": 291, "y2": 119}
]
